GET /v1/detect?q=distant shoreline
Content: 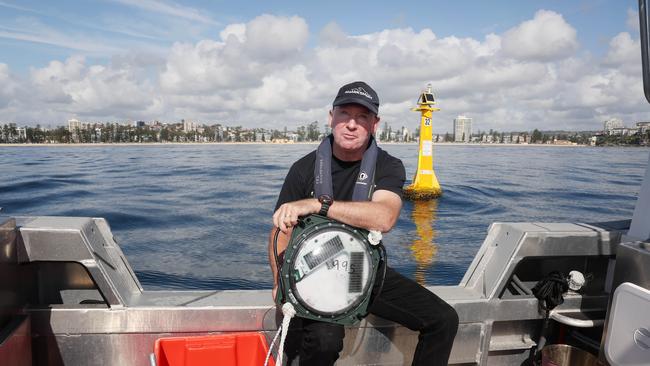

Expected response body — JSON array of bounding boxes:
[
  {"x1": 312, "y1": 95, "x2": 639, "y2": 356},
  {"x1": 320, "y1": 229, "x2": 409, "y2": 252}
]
[
  {"x1": 0, "y1": 142, "x2": 601, "y2": 148},
  {"x1": 0, "y1": 142, "x2": 318, "y2": 147}
]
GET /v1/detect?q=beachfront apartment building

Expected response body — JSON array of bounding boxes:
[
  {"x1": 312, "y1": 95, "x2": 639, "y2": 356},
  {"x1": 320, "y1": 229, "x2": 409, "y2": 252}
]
[
  {"x1": 67, "y1": 119, "x2": 81, "y2": 131},
  {"x1": 637, "y1": 121, "x2": 650, "y2": 134},
  {"x1": 182, "y1": 119, "x2": 198, "y2": 132},
  {"x1": 604, "y1": 118, "x2": 624, "y2": 134},
  {"x1": 454, "y1": 115, "x2": 472, "y2": 142}
]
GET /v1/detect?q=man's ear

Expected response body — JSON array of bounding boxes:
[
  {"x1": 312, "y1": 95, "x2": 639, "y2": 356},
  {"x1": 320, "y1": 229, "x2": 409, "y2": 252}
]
[
  {"x1": 371, "y1": 115, "x2": 381, "y2": 134},
  {"x1": 328, "y1": 110, "x2": 334, "y2": 128}
]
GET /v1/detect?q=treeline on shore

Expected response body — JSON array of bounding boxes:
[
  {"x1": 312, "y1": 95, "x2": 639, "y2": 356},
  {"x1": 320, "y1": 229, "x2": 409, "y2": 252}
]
[
  {"x1": 1, "y1": 123, "x2": 649, "y2": 146},
  {"x1": 0, "y1": 123, "x2": 313, "y2": 144}
]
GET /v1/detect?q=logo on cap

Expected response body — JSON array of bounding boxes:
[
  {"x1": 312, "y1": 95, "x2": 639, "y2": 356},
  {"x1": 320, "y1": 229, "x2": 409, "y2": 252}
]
[{"x1": 345, "y1": 87, "x2": 373, "y2": 100}]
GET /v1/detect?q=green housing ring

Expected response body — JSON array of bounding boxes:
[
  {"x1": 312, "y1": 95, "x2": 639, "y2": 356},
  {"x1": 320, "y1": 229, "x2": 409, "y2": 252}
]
[{"x1": 276, "y1": 214, "x2": 382, "y2": 325}]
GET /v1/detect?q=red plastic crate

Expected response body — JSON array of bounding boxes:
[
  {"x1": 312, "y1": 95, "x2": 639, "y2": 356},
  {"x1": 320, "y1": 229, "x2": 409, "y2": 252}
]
[{"x1": 154, "y1": 332, "x2": 276, "y2": 366}]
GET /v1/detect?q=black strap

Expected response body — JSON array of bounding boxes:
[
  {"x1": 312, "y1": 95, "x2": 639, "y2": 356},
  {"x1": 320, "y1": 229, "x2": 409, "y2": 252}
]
[
  {"x1": 314, "y1": 134, "x2": 378, "y2": 201},
  {"x1": 529, "y1": 272, "x2": 569, "y2": 365}
]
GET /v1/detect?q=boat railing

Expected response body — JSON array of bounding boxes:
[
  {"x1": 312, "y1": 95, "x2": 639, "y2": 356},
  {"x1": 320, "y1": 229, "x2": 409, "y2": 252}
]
[{"x1": 0, "y1": 214, "x2": 632, "y2": 365}]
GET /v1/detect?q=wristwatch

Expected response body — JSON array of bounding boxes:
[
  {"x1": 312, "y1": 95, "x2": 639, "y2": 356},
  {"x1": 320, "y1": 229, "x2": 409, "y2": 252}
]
[{"x1": 318, "y1": 194, "x2": 333, "y2": 217}]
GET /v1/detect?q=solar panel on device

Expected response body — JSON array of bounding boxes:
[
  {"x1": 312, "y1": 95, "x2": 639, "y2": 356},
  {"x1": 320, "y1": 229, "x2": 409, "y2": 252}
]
[
  {"x1": 303, "y1": 235, "x2": 344, "y2": 270},
  {"x1": 348, "y1": 252, "x2": 364, "y2": 293}
]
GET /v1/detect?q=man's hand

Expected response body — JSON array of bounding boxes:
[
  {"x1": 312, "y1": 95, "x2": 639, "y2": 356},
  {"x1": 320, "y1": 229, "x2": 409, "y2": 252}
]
[{"x1": 272, "y1": 198, "x2": 320, "y2": 233}]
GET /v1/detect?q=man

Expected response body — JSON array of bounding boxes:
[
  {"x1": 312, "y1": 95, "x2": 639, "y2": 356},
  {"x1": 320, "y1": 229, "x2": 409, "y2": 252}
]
[{"x1": 269, "y1": 81, "x2": 458, "y2": 366}]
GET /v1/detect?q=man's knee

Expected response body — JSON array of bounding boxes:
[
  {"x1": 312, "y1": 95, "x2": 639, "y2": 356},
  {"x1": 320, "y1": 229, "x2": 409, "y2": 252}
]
[{"x1": 424, "y1": 303, "x2": 459, "y2": 336}]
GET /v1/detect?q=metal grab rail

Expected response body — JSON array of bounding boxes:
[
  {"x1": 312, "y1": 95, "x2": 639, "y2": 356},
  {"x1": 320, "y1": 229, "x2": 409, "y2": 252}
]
[{"x1": 550, "y1": 310, "x2": 605, "y2": 328}]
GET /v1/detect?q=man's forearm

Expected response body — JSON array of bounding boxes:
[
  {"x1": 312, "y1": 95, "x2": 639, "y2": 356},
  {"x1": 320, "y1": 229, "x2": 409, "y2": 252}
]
[
  {"x1": 273, "y1": 190, "x2": 401, "y2": 235},
  {"x1": 327, "y1": 200, "x2": 398, "y2": 232}
]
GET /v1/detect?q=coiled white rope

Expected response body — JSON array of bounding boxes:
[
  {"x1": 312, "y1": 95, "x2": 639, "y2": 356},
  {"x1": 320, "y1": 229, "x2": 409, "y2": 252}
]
[{"x1": 264, "y1": 302, "x2": 296, "y2": 366}]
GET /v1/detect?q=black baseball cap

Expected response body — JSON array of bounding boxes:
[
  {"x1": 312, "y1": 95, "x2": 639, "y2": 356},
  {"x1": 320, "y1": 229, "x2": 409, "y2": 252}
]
[{"x1": 332, "y1": 81, "x2": 379, "y2": 114}]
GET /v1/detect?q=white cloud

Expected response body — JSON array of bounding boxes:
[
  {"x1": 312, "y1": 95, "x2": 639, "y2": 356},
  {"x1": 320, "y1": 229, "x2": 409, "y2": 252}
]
[
  {"x1": 374, "y1": 31, "x2": 475, "y2": 82},
  {"x1": 319, "y1": 22, "x2": 353, "y2": 47},
  {"x1": 29, "y1": 56, "x2": 157, "y2": 118},
  {"x1": 160, "y1": 15, "x2": 309, "y2": 96},
  {"x1": 603, "y1": 32, "x2": 640, "y2": 74},
  {"x1": 501, "y1": 10, "x2": 578, "y2": 61},
  {"x1": 245, "y1": 64, "x2": 314, "y2": 112},
  {"x1": 554, "y1": 73, "x2": 617, "y2": 110},
  {"x1": 0, "y1": 63, "x2": 20, "y2": 108},
  {"x1": 220, "y1": 23, "x2": 246, "y2": 43},
  {"x1": 2, "y1": 11, "x2": 648, "y2": 132},
  {"x1": 243, "y1": 14, "x2": 309, "y2": 60},
  {"x1": 160, "y1": 40, "x2": 239, "y2": 93}
]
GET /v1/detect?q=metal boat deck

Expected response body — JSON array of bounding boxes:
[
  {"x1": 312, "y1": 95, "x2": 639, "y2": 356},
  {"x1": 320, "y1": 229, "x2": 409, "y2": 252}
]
[{"x1": 2, "y1": 215, "x2": 638, "y2": 365}]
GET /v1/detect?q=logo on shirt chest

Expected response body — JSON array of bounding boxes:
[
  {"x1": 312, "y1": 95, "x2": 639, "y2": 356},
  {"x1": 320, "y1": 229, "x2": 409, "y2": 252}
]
[{"x1": 356, "y1": 171, "x2": 369, "y2": 185}]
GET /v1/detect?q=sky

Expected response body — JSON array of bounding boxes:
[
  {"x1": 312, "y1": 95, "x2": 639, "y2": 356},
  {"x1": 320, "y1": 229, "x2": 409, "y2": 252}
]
[{"x1": 0, "y1": 0, "x2": 646, "y2": 133}]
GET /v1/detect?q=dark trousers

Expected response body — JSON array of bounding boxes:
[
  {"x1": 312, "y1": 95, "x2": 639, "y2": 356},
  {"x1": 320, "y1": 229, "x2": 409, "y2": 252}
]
[{"x1": 284, "y1": 266, "x2": 459, "y2": 366}]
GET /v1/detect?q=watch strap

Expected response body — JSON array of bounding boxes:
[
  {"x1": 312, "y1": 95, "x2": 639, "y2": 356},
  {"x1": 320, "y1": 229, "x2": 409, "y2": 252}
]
[{"x1": 319, "y1": 201, "x2": 331, "y2": 216}]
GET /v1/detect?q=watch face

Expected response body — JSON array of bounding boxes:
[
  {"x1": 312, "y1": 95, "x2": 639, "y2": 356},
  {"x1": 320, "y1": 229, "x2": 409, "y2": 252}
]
[{"x1": 318, "y1": 194, "x2": 333, "y2": 204}]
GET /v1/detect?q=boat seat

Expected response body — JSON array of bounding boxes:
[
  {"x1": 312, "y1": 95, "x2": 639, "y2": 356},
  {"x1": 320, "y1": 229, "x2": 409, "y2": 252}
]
[{"x1": 16, "y1": 216, "x2": 143, "y2": 308}]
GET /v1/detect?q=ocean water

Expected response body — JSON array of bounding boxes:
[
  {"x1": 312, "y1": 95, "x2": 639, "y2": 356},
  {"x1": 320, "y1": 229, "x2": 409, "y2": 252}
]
[{"x1": 1, "y1": 144, "x2": 648, "y2": 290}]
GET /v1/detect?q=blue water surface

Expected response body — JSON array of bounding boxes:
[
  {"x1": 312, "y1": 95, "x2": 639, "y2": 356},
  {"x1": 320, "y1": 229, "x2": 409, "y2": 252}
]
[{"x1": 1, "y1": 144, "x2": 648, "y2": 290}]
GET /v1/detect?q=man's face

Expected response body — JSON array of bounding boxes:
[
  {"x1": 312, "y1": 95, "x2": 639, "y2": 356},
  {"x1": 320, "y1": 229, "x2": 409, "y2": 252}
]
[{"x1": 329, "y1": 104, "x2": 380, "y2": 154}]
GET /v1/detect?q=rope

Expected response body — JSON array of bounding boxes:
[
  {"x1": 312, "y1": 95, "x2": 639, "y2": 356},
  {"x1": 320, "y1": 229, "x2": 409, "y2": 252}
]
[
  {"x1": 264, "y1": 326, "x2": 282, "y2": 366},
  {"x1": 531, "y1": 271, "x2": 569, "y2": 315},
  {"x1": 264, "y1": 303, "x2": 296, "y2": 366},
  {"x1": 530, "y1": 271, "x2": 569, "y2": 360}
]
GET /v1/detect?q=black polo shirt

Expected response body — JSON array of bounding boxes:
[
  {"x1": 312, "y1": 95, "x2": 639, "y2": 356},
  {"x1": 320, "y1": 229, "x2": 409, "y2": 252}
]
[{"x1": 275, "y1": 148, "x2": 405, "y2": 210}]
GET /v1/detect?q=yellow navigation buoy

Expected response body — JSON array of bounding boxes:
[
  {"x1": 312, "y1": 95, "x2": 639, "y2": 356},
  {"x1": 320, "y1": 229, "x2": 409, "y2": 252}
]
[{"x1": 404, "y1": 84, "x2": 443, "y2": 200}]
